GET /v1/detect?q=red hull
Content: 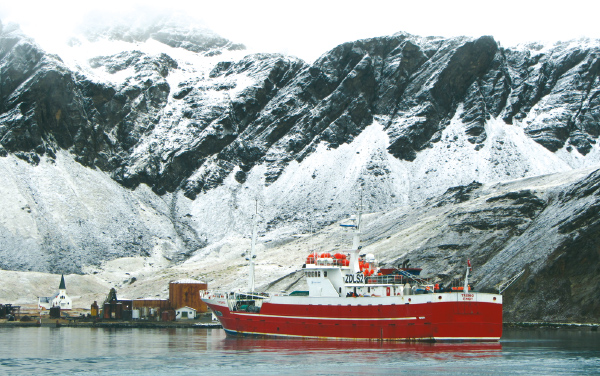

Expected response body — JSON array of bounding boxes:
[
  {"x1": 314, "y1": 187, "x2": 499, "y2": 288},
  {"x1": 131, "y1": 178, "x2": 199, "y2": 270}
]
[{"x1": 205, "y1": 293, "x2": 502, "y2": 341}]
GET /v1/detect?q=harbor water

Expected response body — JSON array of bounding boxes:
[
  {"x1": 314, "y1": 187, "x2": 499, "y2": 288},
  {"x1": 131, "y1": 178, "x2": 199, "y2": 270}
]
[{"x1": 0, "y1": 327, "x2": 598, "y2": 375}]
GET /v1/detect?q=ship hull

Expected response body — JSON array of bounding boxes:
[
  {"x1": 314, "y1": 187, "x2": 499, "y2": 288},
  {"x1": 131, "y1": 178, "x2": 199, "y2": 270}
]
[{"x1": 203, "y1": 292, "x2": 502, "y2": 341}]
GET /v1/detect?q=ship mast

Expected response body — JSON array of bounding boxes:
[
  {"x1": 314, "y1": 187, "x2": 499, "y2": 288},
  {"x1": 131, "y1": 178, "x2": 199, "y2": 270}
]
[
  {"x1": 248, "y1": 200, "x2": 258, "y2": 293},
  {"x1": 348, "y1": 193, "x2": 363, "y2": 274},
  {"x1": 464, "y1": 259, "x2": 471, "y2": 292}
]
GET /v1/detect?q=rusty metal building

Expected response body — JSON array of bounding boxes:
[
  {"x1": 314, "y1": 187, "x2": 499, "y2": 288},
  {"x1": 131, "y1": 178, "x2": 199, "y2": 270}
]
[
  {"x1": 132, "y1": 299, "x2": 170, "y2": 311},
  {"x1": 168, "y1": 280, "x2": 207, "y2": 313},
  {"x1": 103, "y1": 300, "x2": 132, "y2": 319}
]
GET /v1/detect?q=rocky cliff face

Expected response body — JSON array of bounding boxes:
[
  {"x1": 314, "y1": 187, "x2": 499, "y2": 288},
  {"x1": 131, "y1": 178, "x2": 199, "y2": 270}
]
[
  {"x1": 2, "y1": 24, "x2": 599, "y2": 198},
  {"x1": 501, "y1": 169, "x2": 600, "y2": 322},
  {"x1": 1, "y1": 20, "x2": 599, "y2": 321},
  {"x1": 399, "y1": 168, "x2": 600, "y2": 323}
]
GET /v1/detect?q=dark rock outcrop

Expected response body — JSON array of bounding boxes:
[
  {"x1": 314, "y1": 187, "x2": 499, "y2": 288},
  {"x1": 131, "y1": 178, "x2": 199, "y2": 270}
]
[
  {"x1": 0, "y1": 27, "x2": 178, "y2": 174},
  {"x1": 501, "y1": 169, "x2": 600, "y2": 322},
  {"x1": 2, "y1": 26, "x2": 600, "y2": 197}
]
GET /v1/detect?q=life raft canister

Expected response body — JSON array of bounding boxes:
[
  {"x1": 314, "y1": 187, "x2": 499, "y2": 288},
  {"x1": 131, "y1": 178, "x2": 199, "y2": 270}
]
[{"x1": 451, "y1": 286, "x2": 471, "y2": 291}]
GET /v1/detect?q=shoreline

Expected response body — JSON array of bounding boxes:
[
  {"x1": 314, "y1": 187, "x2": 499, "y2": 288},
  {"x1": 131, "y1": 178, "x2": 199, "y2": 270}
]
[
  {"x1": 503, "y1": 322, "x2": 599, "y2": 330},
  {"x1": 0, "y1": 317, "x2": 222, "y2": 329},
  {"x1": 0, "y1": 320, "x2": 597, "y2": 330}
]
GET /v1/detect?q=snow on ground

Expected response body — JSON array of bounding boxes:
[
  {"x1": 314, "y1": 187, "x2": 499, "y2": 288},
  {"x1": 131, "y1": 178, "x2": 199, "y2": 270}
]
[
  {"x1": 0, "y1": 270, "x2": 111, "y2": 309},
  {"x1": 0, "y1": 151, "x2": 186, "y2": 302},
  {"x1": 59, "y1": 36, "x2": 253, "y2": 84},
  {"x1": 177, "y1": 119, "x2": 409, "y2": 252},
  {"x1": 401, "y1": 106, "x2": 579, "y2": 203}
]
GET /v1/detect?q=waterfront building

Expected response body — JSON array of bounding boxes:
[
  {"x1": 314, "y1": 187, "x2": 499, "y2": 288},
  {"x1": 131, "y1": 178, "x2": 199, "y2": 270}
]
[
  {"x1": 38, "y1": 275, "x2": 72, "y2": 310},
  {"x1": 169, "y1": 280, "x2": 208, "y2": 313},
  {"x1": 175, "y1": 306, "x2": 197, "y2": 320}
]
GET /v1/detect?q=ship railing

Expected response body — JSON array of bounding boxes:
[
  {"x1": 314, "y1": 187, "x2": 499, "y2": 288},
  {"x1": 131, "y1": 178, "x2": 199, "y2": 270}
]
[
  {"x1": 232, "y1": 292, "x2": 268, "y2": 312},
  {"x1": 200, "y1": 290, "x2": 232, "y2": 300},
  {"x1": 234, "y1": 292, "x2": 269, "y2": 301},
  {"x1": 364, "y1": 273, "x2": 429, "y2": 286},
  {"x1": 200, "y1": 289, "x2": 268, "y2": 297},
  {"x1": 365, "y1": 275, "x2": 407, "y2": 285},
  {"x1": 200, "y1": 290, "x2": 268, "y2": 312},
  {"x1": 200, "y1": 290, "x2": 268, "y2": 302},
  {"x1": 307, "y1": 258, "x2": 350, "y2": 267},
  {"x1": 391, "y1": 268, "x2": 430, "y2": 286}
]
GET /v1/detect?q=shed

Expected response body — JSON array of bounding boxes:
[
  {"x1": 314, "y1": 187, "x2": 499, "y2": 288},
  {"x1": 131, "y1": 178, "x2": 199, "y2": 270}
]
[{"x1": 175, "y1": 306, "x2": 197, "y2": 320}]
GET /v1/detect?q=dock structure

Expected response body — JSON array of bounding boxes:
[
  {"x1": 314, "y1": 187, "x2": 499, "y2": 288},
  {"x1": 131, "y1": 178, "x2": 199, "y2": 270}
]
[{"x1": 0, "y1": 304, "x2": 21, "y2": 320}]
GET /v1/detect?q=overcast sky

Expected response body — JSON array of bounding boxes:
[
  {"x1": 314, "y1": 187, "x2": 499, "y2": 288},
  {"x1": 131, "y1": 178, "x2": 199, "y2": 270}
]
[{"x1": 1, "y1": 0, "x2": 599, "y2": 62}]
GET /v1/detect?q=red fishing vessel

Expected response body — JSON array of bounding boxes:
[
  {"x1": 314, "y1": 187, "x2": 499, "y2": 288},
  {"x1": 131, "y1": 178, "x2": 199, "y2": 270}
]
[{"x1": 201, "y1": 207, "x2": 502, "y2": 341}]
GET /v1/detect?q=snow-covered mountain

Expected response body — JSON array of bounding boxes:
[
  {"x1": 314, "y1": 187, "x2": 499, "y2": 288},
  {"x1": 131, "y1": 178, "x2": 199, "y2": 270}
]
[{"x1": 0, "y1": 18, "x2": 599, "y2": 321}]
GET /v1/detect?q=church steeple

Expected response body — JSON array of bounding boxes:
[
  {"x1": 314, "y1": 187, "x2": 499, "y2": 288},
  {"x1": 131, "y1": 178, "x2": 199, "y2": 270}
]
[{"x1": 38, "y1": 274, "x2": 72, "y2": 310}]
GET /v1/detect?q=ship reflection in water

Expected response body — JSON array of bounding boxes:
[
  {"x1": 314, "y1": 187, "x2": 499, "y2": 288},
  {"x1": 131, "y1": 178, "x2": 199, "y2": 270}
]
[{"x1": 217, "y1": 335, "x2": 503, "y2": 360}]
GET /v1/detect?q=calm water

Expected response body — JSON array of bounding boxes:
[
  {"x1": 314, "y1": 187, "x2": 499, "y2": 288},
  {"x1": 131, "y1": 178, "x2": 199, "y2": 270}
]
[{"x1": 0, "y1": 327, "x2": 598, "y2": 375}]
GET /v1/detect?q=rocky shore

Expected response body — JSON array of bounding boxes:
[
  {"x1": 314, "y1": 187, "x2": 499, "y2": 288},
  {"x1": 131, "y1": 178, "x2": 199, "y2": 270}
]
[
  {"x1": 0, "y1": 317, "x2": 222, "y2": 329},
  {"x1": 2, "y1": 318, "x2": 597, "y2": 332},
  {"x1": 503, "y1": 322, "x2": 599, "y2": 331}
]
